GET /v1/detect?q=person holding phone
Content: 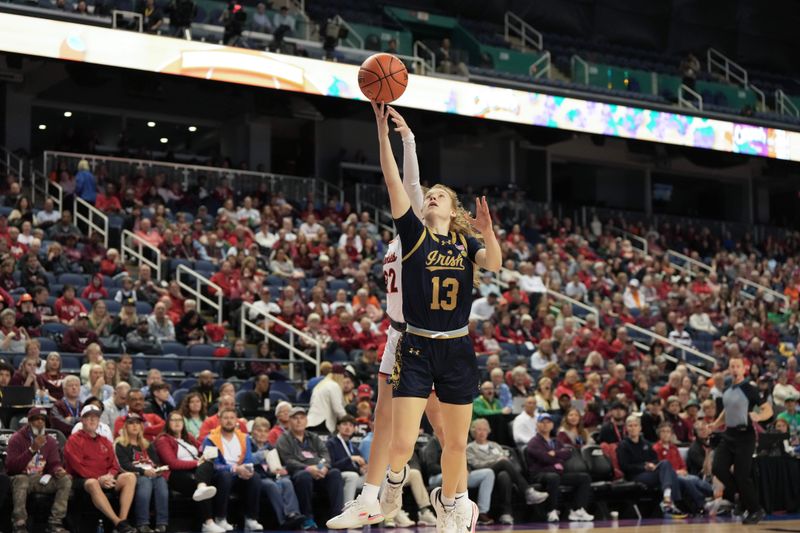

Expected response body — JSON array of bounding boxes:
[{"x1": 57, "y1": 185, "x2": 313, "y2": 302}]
[{"x1": 5, "y1": 407, "x2": 72, "y2": 533}]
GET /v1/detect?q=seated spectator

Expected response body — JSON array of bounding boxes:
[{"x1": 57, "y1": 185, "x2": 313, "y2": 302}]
[
  {"x1": 668, "y1": 318, "x2": 693, "y2": 349},
  {"x1": 114, "y1": 389, "x2": 165, "y2": 440},
  {"x1": 490, "y1": 367, "x2": 512, "y2": 411},
  {"x1": 82, "y1": 274, "x2": 109, "y2": 304},
  {"x1": 190, "y1": 370, "x2": 218, "y2": 409},
  {"x1": 153, "y1": 412, "x2": 219, "y2": 532},
  {"x1": 276, "y1": 407, "x2": 343, "y2": 528},
  {"x1": 101, "y1": 248, "x2": 126, "y2": 277},
  {"x1": 126, "y1": 316, "x2": 162, "y2": 354},
  {"x1": 534, "y1": 376, "x2": 558, "y2": 411},
  {"x1": 176, "y1": 309, "x2": 207, "y2": 345},
  {"x1": 468, "y1": 418, "x2": 547, "y2": 525},
  {"x1": 778, "y1": 396, "x2": 800, "y2": 436},
  {"x1": 250, "y1": 417, "x2": 305, "y2": 528},
  {"x1": 71, "y1": 396, "x2": 114, "y2": 441},
  {"x1": 34, "y1": 198, "x2": 60, "y2": 229},
  {"x1": 115, "y1": 413, "x2": 169, "y2": 532},
  {"x1": 472, "y1": 381, "x2": 508, "y2": 418},
  {"x1": 435, "y1": 37, "x2": 469, "y2": 76},
  {"x1": 37, "y1": 351, "x2": 66, "y2": 400},
  {"x1": 616, "y1": 415, "x2": 693, "y2": 516},
  {"x1": 325, "y1": 415, "x2": 366, "y2": 503},
  {"x1": 89, "y1": 299, "x2": 114, "y2": 338},
  {"x1": 62, "y1": 313, "x2": 99, "y2": 353},
  {"x1": 10, "y1": 356, "x2": 39, "y2": 389},
  {"x1": 470, "y1": 292, "x2": 499, "y2": 321},
  {"x1": 526, "y1": 413, "x2": 593, "y2": 522},
  {"x1": 16, "y1": 293, "x2": 43, "y2": 338},
  {"x1": 556, "y1": 407, "x2": 590, "y2": 448},
  {"x1": 509, "y1": 366, "x2": 533, "y2": 398},
  {"x1": 512, "y1": 395, "x2": 540, "y2": 447},
  {"x1": 267, "y1": 401, "x2": 293, "y2": 445},
  {"x1": 0, "y1": 308, "x2": 29, "y2": 352},
  {"x1": 46, "y1": 211, "x2": 82, "y2": 245},
  {"x1": 201, "y1": 408, "x2": 264, "y2": 531},
  {"x1": 5, "y1": 407, "x2": 72, "y2": 533},
  {"x1": 64, "y1": 405, "x2": 138, "y2": 533},
  {"x1": 664, "y1": 395, "x2": 693, "y2": 444},
  {"x1": 686, "y1": 420, "x2": 714, "y2": 480},
  {"x1": 146, "y1": 382, "x2": 175, "y2": 421},
  {"x1": 653, "y1": 423, "x2": 711, "y2": 508},
  {"x1": 179, "y1": 391, "x2": 208, "y2": 440},
  {"x1": 641, "y1": 396, "x2": 665, "y2": 443},
  {"x1": 112, "y1": 299, "x2": 139, "y2": 338},
  {"x1": 80, "y1": 363, "x2": 113, "y2": 402},
  {"x1": 114, "y1": 276, "x2": 137, "y2": 304},
  {"x1": 598, "y1": 401, "x2": 628, "y2": 444},
  {"x1": 79, "y1": 344, "x2": 104, "y2": 385},
  {"x1": 222, "y1": 338, "x2": 251, "y2": 380},
  {"x1": 54, "y1": 285, "x2": 87, "y2": 324},
  {"x1": 240, "y1": 374, "x2": 272, "y2": 416},
  {"x1": 50, "y1": 375, "x2": 83, "y2": 436},
  {"x1": 103, "y1": 382, "x2": 131, "y2": 428},
  {"x1": 198, "y1": 394, "x2": 247, "y2": 443},
  {"x1": 148, "y1": 302, "x2": 175, "y2": 342},
  {"x1": 307, "y1": 365, "x2": 347, "y2": 434}
]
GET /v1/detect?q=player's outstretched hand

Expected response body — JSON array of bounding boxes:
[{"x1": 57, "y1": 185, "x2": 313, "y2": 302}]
[
  {"x1": 371, "y1": 100, "x2": 390, "y2": 138},
  {"x1": 468, "y1": 196, "x2": 493, "y2": 235},
  {"x1": 386, "y1": 106, "x2": 412, "y2": 139}
]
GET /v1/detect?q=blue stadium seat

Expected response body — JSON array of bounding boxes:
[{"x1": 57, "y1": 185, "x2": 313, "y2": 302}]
[
  {"x1": 104, "y1": 300, "x2": 121, "y2": 314},
  {"x1": 194, "y1": 260, "x2": 215, "y2": 273},
  {"x1": 135, "y1": 301, "x2": 152, "y2": 315},
  {"x1": 270, "y1": 390, "x2": 290, "y2": 404},
  {"x1": 161, "y1": 342, "x2": 188, "y2": 357},
  {"x1": 150, "y1": 359, "x2": 181, "y2": 374},
  {"x1": 60, "y1": 355, "x2": 81, "y2": 371},
  {"x1": 133, "y1": 357, "x2": 149, "y2": 372},
  {"x1": 182, "y1": 359, "x2": 211, "y2": 376},
  {"x1": 41, "y1": 323, "x2": 68, "y2": 338},
  {"x1": 178, "y1": 378, "x2": 197, "y2": 390},
  {"x1": 187, "y1": 344, "x2": 216, "y2": 359},
  {"x1": 36, "y1": 337, "x2": 58, "y2": 352},
  {"x1": 58, "y1": 273, "x2": 86, "y2": 287},
  {"x1": 329, "y1": 279, "x2": 350, "y2": 292},
  {"x1": 173, "y1": 388, "x2": 189, "y2": 406},
  {"x1": 270, "y1": 380, "x2": 296, "y2": 398},
  {"x1": 266, "y1": 275, "x2": 287, "y2": 287}
]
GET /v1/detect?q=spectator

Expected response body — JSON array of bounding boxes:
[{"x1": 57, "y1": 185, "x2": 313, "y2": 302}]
[
  {"x1": 153, "y1": 412, "x2": 220, "y2": 532},
  {"x1": 664, "y1": 395, "x2": 693, "y2": 444},
  {"x1": 89, "y1": 299, "x2": 114, "y2": 338},
  {"x1": 64, "y1": 405, "x2": 138, "y2": 533},
  {"x1": 641, "y1": 396, "x2": 665, "y2": 443},
  {"x1": 126, "y1": 316, "x2": 162, "y2": 354},
  {"x1": 525, "y1": 413, "x2": 594, "y2": 522},
  {"x1": 668, "y1": 318, "x2": 693, "y2": 349},
  {"x1": 71, "y1": 396, "x2": 115, "y2": 441},
  {"x1": 73, "y1": 160, "x2": 97, "y2": 204},
  {"x1": 240, "y1": 374, "x2": 272, "y2": 416},
  {"x1": 176, "y1": 309, "x2": 207, "y2": 345},
  {"x1": 103, "y1": 382, "x2": 131, "y2": 428},
  {"x1": 114, "y1": 389, "x2": 165, "y2": 440},
  {"x1": 534, "y1": 377, "x2": 558, "y2": 411},
  {"x1": 306, "y1": 365, "x2": 346, "y2": 433},
  {"x1": 490, "y1": 367, "x2": 512, "y2": 411},
  {"x1": 50, "y1": 375, "x2": 83, "y2": 436},
  {"x1": 0, "y1": 359, "x2": 12, "y2": 386},
  {"x1": 467, "y1": 418, "x2": 547, "y2": 525},
  {"x1": 470, "y1": 292, "x2": 500, "y2": 321},
  {"x1": 267, "y1": 401, "x2": 292, "y2": 446},
  {"x1": 146, "y1": 382, "x2": 175, "y2": 421},
  {"x1": 62, "y1": 313, "x2": 100, "y2": 353},
  {"x1": 10, "y1": 356, "x2": 39, "y2": 390},
  {"x1": 201, "y1": 408, "x2": 264, "y2": 531},
  {"x1": 276, "y1": 407, "x2": 343, "y2": 527},
  {"x1": 148, "y1": 302, "x2": 175, "y2": 342},
  {"x1": 512, "y1": 395, "x2": 540, "y2": 447},
  {"x1": 55, "y1": 286, "x2": 87, "y2": 325},
  {"x1": 652, "y1": 423, "x2": 711, "y2": 510},
  {"x1": 190, "y1": 370, "x2": 218, "y2": 409},
  {"x1": 556, "y1": 407, "x2": 590, "y2": 447},
  {"x1": 180, "y1": 391, "x2": 208, "y2": 440},
  {"x1": 680, "y1": 52, "x2": 700, "y2": 90},
  {"x1": 472, "y1": 381, "x2": 508, "y2": 418},
  {"x1": 34, "y1": 198, "x2": 60, "y2": 229},
  {"x1": 686, "y1": 420, "x2": 715, "y2": 483},
  {"x1": 115, "y1": 413, "x2": 169, "y2": 532},
  {"x1": 435, "y1": 37, "x2": 469, "y2": 76},
  {"x1": 5, "y1": 407, "x2": 72, "y2": 533},
  {"x1": 249, "y1": 417, "x2": 305, "y2": 528},
  {"x1": 47, "y1": 211, "x2": 83, "y2": 244},
  {"x1": 530, "y1": 339, "x2": 557, "y2": 371},
  {"x1": 325, "y1": 415, "x2": 366, "y2": 503},
  {"x1": 250, "y1": 2, "x2": 273, "y2": 33},
  {"x1": 37, "y1": 351, "x2": 66, "y2": 400},
  {"x1": 778, "y1": 397, "x2": 800, "y2": 437},
  {"x1": 118, "y1": 354, "x2": 143, "y2": 389},
  {"x1": 197, "y1": 394, "x2": 247, "y2": 443},
  {"x1": 598, "y1": 401, "x2": 628, "y2": 444},
  {"x1": 80, "y1": 363, "x2": 113, "y2": 402}
]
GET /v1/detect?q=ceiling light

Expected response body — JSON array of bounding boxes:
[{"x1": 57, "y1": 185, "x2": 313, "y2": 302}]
[
  {"x1": 63, "y1": 111, "x2": 72, "y2": 117},
  {"x1": 147, "y1": 121, "x2": 156, "y2": 127},
  {"x1": 38, "y1": 124, "x2": 47, "y2": 130},
  {"x1": 160, "y1": 137, "x2": 168, "y2": 144},
  {"x1": 188, "y1": 126, "x2": 197, "y2": 132}
]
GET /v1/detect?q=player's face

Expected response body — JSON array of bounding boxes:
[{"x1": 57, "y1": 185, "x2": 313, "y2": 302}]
[{"x1": 423, "y1": 188, "x2": 454, "y2": 221}]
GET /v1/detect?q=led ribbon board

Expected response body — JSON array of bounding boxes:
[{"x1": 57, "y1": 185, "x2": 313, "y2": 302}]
[{"x1": 1, "y1": 13, "x2": 798, "y2": 161}]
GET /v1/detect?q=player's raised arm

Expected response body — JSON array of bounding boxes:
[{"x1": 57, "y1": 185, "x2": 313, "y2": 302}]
[
  {"x1": 469, "y1": 196, "x2": 502, "y2": 272},
  {"x1": 387, "y1": 107, "x2": 424, "y2": 219},
  {"x1": 372, "y1": 101, "x2": 411, "y2": 219}
]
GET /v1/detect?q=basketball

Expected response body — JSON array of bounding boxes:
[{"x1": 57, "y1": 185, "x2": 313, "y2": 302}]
[{"x1": 358, "y1": 53, "x2": 408, "y2": 103}]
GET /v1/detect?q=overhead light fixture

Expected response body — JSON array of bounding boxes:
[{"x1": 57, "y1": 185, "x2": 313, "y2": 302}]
[
  {"x1": 188, "y1": 126, "x2": 197, "y2": 132},
  {"x1": 160, "y1": 137, "x2": 168, "y2": 144},
  {"x1": 147, "y1": 121, "x2": 156, "y2": 127},
  {"x1": 63, "y1": 111, "x2": 73, "y2": 117},
  {"x1": 38, "y1": 124, "x2": 47, "y2": 130}
]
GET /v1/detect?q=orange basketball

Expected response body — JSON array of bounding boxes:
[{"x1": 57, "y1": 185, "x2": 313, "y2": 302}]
[{"x1": 358, "y1": 53, "x2": 408, "y2": 103}]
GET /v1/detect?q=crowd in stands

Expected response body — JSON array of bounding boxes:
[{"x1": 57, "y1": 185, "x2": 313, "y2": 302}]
[{"x1": 0, "y1": 158, "x2": 799, "y2": 530}]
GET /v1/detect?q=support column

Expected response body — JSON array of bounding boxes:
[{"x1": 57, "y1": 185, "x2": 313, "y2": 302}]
[
  {"x1": 544, "y1": 149, "x2": 552, "y2": 206},
  {"x1": 644, "y1": 167, "x2": 652, "y2": 217},
  {"x1": 248, "y1": 119, "x2": 271, "y2": 172},
  {"x1": 4, "y1": 85, "x2": 32, "y2": 152}
]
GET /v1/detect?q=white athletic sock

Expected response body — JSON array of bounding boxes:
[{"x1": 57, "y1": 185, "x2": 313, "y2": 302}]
[
  {"x1": 663, "y1": 488, "x2": 672, "y2": 501},
  {"x1": 387, "y1": 469, "x2": 405, "y2": 484},
  {"x1": 361, "y1": 483, "x2": 380, "y2": 502},
  {"x1": 455, "y1": 491, "x2": 468, "y2": 500},
  {"x1": 441, "y1": 495, "x2": 456, "y2": 508}
]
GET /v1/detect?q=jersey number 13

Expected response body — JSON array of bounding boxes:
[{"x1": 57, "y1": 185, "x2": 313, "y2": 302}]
[{"x1": 431, "y1": 277, "x2": 459, "y2": 311}]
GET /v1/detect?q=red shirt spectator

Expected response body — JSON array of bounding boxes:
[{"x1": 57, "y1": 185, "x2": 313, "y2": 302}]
[
  {"x1": 81, "y1": 274, "x2": 109, "y2": 304},
  {"x1": 54, "y1": 289, "x2": 87, "y2": 324},
  {"x1": 65, "y1": 420, "x2": 120, "y2": 479},
  {"x1": 330, "y1": 315, "x2": 359, "y2": 353}
]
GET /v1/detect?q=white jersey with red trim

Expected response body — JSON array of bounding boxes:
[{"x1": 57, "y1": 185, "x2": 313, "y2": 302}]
[{"x1": 382, "y1": 236, "x2": 404, "y2": 323}]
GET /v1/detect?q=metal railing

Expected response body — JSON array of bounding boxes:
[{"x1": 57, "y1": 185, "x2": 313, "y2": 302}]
[
  {"x1": 0, "y1": 146, "x2": 24, "y2": 180},
  {"x1": 74, "y1": 197, "x2": 109, "y2": 247},
  {"x1": 111, "y1": 9, "x2": 142, "y2": 32},
  {"x1": 31, "y1": 167, "x2": 64, "y2": 214},
  {"x1": 736, "y1": 276, "x2": 790, "y2": 310},
  {"x1": 529, "y1": 51, "x2": 551, "y2": 80},
  {"x1": 571, "y1": 54, "x2": 589, "y2": 85},
  {"x1": 776, "y1": 89, "x2": 800, "y2": 117},
  {"x1": 750, "y1": 84, "x2": 765, "y2": 112},
  {"x1": 665, "y1": 249, "x2": 713, "y2": 278},
  {"x1": 678, "y1": 84, "x2": 703, "y2": 111},
  {"x1": 240, "y1": 301, "x2": 321, "y2": 379},
  {"x1": 607, "y1": 225, "x2": 649, "y2": 256},
  {"x1": 43, "y1": 151, "x2": 340, "y2": 205},
  {"x1": 176, "y1": 264, "x2": 222, "y2": 324},
  {"x1": 121, "y1": 229, "x2": 163, "y2": 282},
  {"x1": 354, "y1": 184, "x2": 394, "y2": 234},
  {"x1": 413, "y1": 40, "x2": 437, "y2": 75},
  {"x1": 545, "y1": 288, "x2": 596, "y2": 316},
  {"x1": 707, "y1": 48, "x2": 748, "y2": 87},
  {"x1": 504, "y1": 11, "x2": 543, "y2": 51},
  {"x1": 333, "y1": 14, "x2": 363, "y2": 49}
]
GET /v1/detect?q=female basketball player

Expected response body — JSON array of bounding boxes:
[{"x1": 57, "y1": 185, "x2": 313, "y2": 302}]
[
  {"x1": 373, "y1": 101, "x2": 502, "y2": 533},
  {"x1": 327, "y1": 106, "x2": 485, "y2": 530}
]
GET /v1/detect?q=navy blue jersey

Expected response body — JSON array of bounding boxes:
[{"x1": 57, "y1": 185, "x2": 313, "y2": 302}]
[{"x1": 394, "y1": 207, "x2": 483, "y2": 331}]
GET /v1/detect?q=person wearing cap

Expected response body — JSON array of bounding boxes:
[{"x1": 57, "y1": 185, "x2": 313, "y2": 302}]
[
  {"x1": 778, "y1": 396, "x2": 800, "y2": 436},
  {"x1": 306, "y1": 365, "x2": 347, "y2": 434},
  {"x1": 114, "y1": 389, "x2": 166, "y2": 441},
  {"x1": 525, "y1": 413, "x2": 594, "y2": 522},
  {"x1": 60, "y1": 312, "x2": 100, "y2": 353},
  {"x1": 16, "y1": 293, "x2": 42, "y2": 338},
  {"x1": 201, "y1": 408, "x2": 264, "y2": 531},
  {"x1": 6, "y1": 407, "x2": 72, "y2": 533},
  {"x1": 73, "y1": 396, "x2": 115, "y2": 442},
  {"x1": 597, "y1": 401, "x2": 629, "y2": 444},
  {"x1": 125, "y1": 316, "x2": 162, "y2": 354},
  {"x1": 668, "y1": 318, "x2": 694, "y2": 349},
  {"x1": 326, "y1": 415, "x2": 366, "y2": 504},
  {"x1": 276, "y1": 406, "x2": 343, "y2": 527},
  {"x1": 64, "y1": 404, "x2": 138, "y2": 533},
  {"x1": 115, "y1": 413, "x2": 170, "y2": 532}
]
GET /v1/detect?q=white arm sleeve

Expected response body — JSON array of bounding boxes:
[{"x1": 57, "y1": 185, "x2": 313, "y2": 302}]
[{"x1": 402, "y1": 134, "x2": 425, "y2": 219}]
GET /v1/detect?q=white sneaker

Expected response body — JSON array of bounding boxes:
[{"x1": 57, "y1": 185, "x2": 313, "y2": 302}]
[
  {"x1": 214, "y1": 519, "x2": 234, "y2": 531},
  {"x1": 383, "y1": 518, "x2": 396, "y2": 528},
  {"x1": 568, "y1": 508, "x2": 594, "y2": 522},
  {"x1": 201, "y1": 521, "x2": 226, "y2": 533},
  {"x1": 394, "y1": 510, "x2": 415, "y2": 527},
  {"x1": 417, "y1": 508, "x2": 437, "y2": 526},
  {"x1": 380, "y1": 465, "x2": 409, "y2": 520},
  {"x1": 193, "y1": 485, "x2": 217, "y2": 502},
  {"x1": 499, "y1": 514, "x2": 514, "y2": 525},
  {"x1": 547, "y1": 510, "x2": 560, "y2": 522},
  {"x1": 456, "y1": 497, "x2": 478, "y2": 533},
  {"x1": 326, "y1": 495, "x2": 384, "y2": 529},
  {"x1": 244, "y1": 518, "x2": 264, "y2": 531},
  {"x1": 525, "y1": 486, "x2": 548, "y2": 505}
]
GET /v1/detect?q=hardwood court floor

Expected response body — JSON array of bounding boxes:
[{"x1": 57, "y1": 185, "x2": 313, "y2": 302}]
[{"x1": 461, "y1": 516, "x2": 800, "y2": 532}]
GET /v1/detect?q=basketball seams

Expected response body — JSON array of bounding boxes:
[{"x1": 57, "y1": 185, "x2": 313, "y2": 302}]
[{"x1": 359, "y1": 53, "x2": 407, "y2": 103}]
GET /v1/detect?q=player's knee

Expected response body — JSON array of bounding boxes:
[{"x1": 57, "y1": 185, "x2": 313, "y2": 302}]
[{"x1": 443, "y1": 439, "x2": 468, "y2": 456}]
